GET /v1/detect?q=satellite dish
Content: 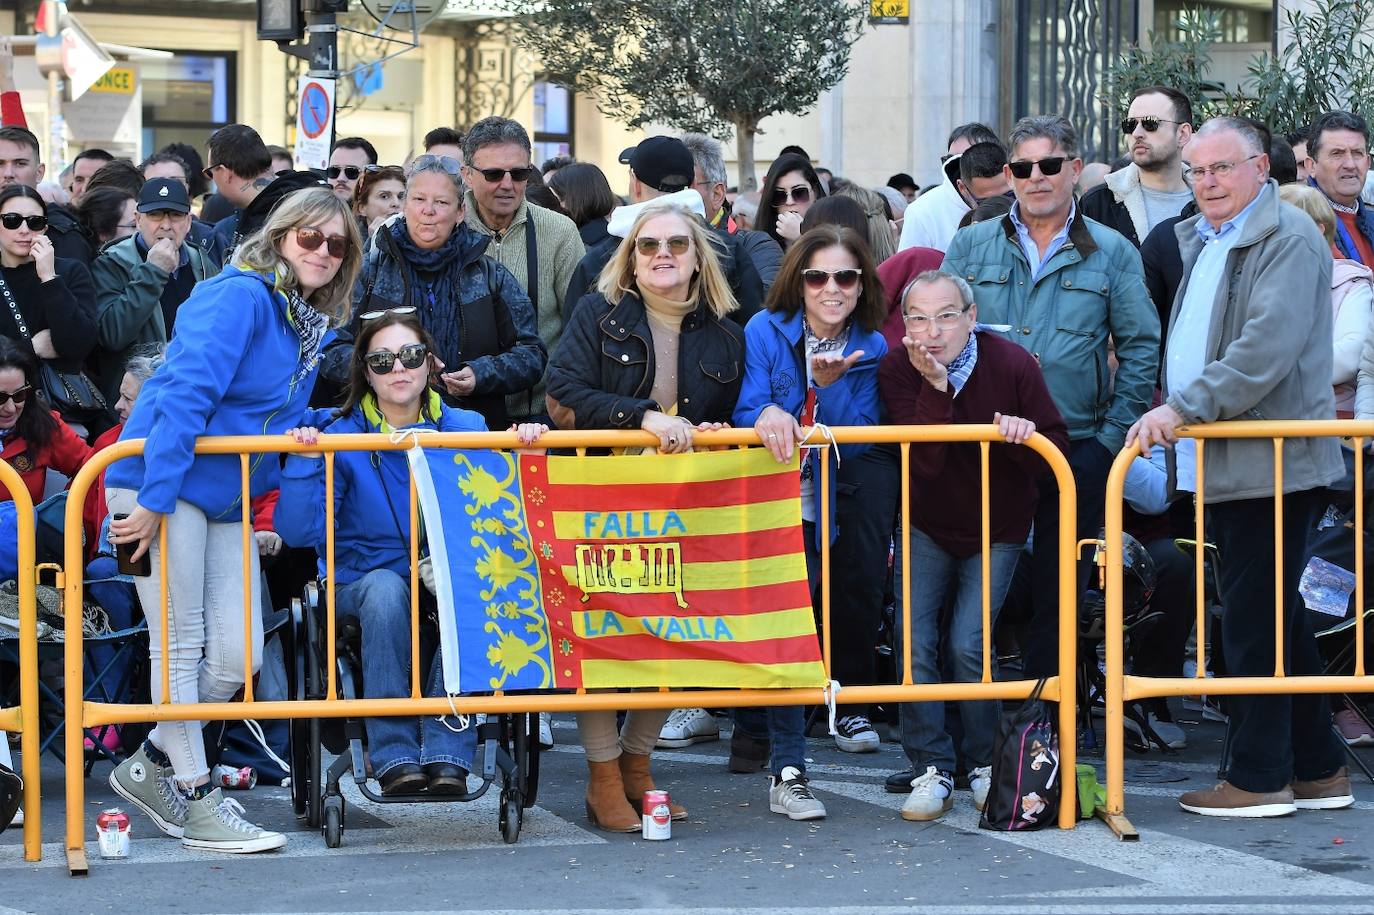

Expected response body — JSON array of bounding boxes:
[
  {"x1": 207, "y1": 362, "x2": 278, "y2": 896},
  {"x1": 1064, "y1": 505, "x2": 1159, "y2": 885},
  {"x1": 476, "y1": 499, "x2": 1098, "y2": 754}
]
[{"x1": 357, "y1": 0, "x2": 447, "y2": 31}]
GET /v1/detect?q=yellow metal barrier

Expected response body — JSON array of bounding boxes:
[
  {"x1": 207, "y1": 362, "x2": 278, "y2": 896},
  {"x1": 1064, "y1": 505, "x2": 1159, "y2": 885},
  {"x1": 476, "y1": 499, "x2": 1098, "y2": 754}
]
[
  {"x1": 62, "y1": 425, "x2": 1080, "y2": 873},
  {"x1": 1103, "y1": 420, "x2": 1374, "y2": 840},
  {"x1": 0, "y1": 461, "x2": 41, "y2": 861}
]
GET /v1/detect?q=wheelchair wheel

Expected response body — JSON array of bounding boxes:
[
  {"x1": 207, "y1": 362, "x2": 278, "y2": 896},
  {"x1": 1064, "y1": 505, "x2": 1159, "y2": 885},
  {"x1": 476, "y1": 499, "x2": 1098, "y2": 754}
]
[
  {"x1": 288, "y1": 599, "x2": 311, "y2": 820},
  {"x1": 322, "y1": 794, "x2": 345, "y2": 849},
  {"x1": 306, "y1": 717, "x2": 323, "y2": 828},
  {"x1": 515, "y1": 713, "x2": 540, "y2": 808},
  {"x1": 499, "y1": 788, "x2": 522, "y2": 844}
]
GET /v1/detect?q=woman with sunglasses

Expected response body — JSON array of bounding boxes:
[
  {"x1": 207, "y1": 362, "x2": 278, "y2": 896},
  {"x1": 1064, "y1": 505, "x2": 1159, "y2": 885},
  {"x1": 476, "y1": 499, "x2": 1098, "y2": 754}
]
[
  {"x1": 0, "y1": 186, "x2": 99, "y2": 394},
  {"x1": 732, "y1": 225, "x2": 888, "y2": 819},
  {"x1": 104, "y1": 187, "x2": 362, "y2": 854},
  {"x1": 754, "y1": 153, "x2": 827, "y2": 251},
  {"x1": 345, "y1": 155, "x2": 544, "y2": 431},
  {"x1": 277, "y1": 310, "x2": 546, "y2": 795},
  {"x1": 545, "y1": 202, "x2": 741, "y2": 832},
  {"x1": 0, "y1": 335, "x2": 91, "y2": 502},
  {"x1": 352, "y1": 165, "x2": 406, "y2": 239}
]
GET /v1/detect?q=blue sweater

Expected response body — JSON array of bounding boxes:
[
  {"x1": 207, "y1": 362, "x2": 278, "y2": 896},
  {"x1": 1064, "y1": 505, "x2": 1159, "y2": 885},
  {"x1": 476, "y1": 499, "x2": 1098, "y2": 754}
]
[
  {"x1": 106, "y1": 266, "x2": 327, "y2": 519},
  {"x1": 275, "y1": 397, "x2": 486, "y2": 584}
]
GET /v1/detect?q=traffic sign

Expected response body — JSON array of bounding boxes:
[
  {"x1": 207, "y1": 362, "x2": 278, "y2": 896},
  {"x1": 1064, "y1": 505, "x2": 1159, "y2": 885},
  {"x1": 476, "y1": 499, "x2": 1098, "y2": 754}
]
[{"x1": 293, "y1": 76, "x2": 336, "y2": 170}]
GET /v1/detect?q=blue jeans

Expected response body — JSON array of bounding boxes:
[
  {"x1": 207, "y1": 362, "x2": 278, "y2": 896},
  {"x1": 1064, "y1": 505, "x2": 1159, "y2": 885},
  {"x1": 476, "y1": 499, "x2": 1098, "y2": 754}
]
[
  {"x1": 336, "y1": 569, "x2": 475, "y2": 778},
  {"x1": 85, "y1": 555, "x2": 141, "y2": 702},
  {"x1": 893, "y1": 524, "x2": 1022, "y2": 773}
]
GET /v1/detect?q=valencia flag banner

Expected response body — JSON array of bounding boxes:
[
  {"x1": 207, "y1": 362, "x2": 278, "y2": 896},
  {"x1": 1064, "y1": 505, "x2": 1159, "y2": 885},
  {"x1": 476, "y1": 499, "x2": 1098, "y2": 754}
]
[{"x1": 408, "y1": 446, "x2": 826, "y2": 694}]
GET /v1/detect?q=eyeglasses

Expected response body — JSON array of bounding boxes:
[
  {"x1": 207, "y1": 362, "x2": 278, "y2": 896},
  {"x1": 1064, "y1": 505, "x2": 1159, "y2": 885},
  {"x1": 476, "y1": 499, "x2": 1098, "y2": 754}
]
[
  {"x1": 0, "y1": 385, "x2": 31, "y2": 406},
  {"x1": 902, "y1": 307, "x2": 970, "y2": 332},
  {"x1": 201, "y1": 163, "x2": 221, "y2": 181},
  {"x1": 294, "y1": 226, "x2": 348, "y2": 259},
  {"x1": 1008, "y1": 157, "x2": 1067, "y2": 180},
  {"x1": 1181, "y1": 154, "x2": 1261, "y2": 184},
  {"x1": 468, "y1": 164, "x2": 536, "y2": 184},
  {"x1": 635, "y1": 235, "x2": 691, "y2": 256},
  {"x1": 365, "y1": 343, "x2": 429, "y2": 374},
  {"x1": 359, "y1": 305, "x2": 418, "y2": 322},
  {"x1": 1121, "y1": 117, "x2": 1179, "y2": 135},
  {"x1": 771, "y1": 184, "x2": 812, "y2": 207},
  {"x1": 801, "y1": 268, "x2": 861, "y2": 290},
  {"x1": 0, "y1": 214, "x2": 46, "y2": 231},
  {"x1": 408, "y1": 155, "x2": 463, "y2": 177},
  {"x1": 327, "y1": 165, "x2": 365, "y2": 181}
]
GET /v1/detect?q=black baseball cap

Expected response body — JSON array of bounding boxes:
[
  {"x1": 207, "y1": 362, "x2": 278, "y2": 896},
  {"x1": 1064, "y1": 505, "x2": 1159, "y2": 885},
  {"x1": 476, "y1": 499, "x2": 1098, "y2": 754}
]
[
  {"x1": 137, "y1": 177, "x2": 191, "y2": 214},
  {"x1": 618, "y1": 136, "x2": 695, "y2": 193}
]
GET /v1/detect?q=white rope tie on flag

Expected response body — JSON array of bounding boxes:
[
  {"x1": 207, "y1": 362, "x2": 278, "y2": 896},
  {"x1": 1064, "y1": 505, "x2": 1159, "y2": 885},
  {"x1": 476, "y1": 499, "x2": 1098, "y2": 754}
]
[
  {"x1": 244, "y1": 719, "x2": 291, "y2": 774},
  {"x1": 822, "y1": 679, "x2": 843, "y2": 736},
  {"x1": 439, "y1": 693, "x2": 471, "y2": 734},
  {"x1": 389, "y1": 427, "x2": 436, "y2": 448},
  {"x1": 798, "y1": 422, "x2": 840, "y2": 469}
]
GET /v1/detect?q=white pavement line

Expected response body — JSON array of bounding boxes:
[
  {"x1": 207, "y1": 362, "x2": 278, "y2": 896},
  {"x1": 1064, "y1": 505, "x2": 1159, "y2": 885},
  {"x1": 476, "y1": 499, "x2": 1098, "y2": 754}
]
[
  {"x1": 808, "y1": 779, "x2": 1372, "y2": 900},
  {"x1": 1120, "y1": 782, "x2": 1374, "y2": 810},
  {"x1": 548, "y1": 742, "x2": 894, "y2": 780}
]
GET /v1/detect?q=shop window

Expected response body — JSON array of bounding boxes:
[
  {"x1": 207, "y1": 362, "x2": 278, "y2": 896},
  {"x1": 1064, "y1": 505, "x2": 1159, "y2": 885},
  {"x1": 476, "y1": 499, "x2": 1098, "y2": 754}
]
[
  {"x1": 140, "y1": 52, "x2": 236, "y2": 155},
  {"x1": 532, "y1": 79, "x2": 573, "y2": 167}
]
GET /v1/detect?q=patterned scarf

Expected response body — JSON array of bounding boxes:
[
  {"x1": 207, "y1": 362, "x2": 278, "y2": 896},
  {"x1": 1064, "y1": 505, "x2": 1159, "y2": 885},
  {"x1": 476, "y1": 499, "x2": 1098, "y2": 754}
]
[{"x1": 282, "y1": 286, "x2": 330, "y2": 387}]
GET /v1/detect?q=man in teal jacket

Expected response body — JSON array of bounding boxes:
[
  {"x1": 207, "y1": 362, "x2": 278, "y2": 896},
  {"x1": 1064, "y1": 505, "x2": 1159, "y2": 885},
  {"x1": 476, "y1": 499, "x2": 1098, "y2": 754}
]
[{"x1": 942, "y1": 115, "x2": 1160, "y2": 677}]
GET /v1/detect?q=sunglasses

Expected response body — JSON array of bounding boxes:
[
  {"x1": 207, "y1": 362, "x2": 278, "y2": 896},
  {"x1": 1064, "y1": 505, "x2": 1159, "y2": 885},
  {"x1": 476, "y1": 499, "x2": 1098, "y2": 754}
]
[
  {"x1": 327, "y1": 165, "x2": 365, "y2": 181},
  {"x1": 410, "y1": 155, "x2": 462, "y2": 177},
  {"x1": 771, "y1": 184, "x2": 812, "y2": 207},
  {"x1": 468, "y1": 165, "x2": 537, "y2": 184},
  {"x1": 359, "y1": 305, "x2": 418, "y2": 322},
  {"x1": 365, "y1": 343, "x2": 429, "y2": 374},
  {"x1": 1007, "y1": 156, "x2": 1067, "y2": 180},
  {"x1": 635, "y1": 235, "x2": 691, "y2": 256},
  {"x1": 1121, "y1": 117, "x2": 1178, "y2": 134},
  {"x1": 0, "y1": 385, "x2": 31, "y2": 406},
  {"x1": 801, "y1": 268, "x2": 861, "y2": 290},
  {"x1": 294, "y1": 226, "x2": 348, "y2": 259},
  {"x1": 0, "y1": 214, "x2": 46, "y2": 231},
  {"x1": 201, "y1": 162, "x2": 221, "y2": 181}
]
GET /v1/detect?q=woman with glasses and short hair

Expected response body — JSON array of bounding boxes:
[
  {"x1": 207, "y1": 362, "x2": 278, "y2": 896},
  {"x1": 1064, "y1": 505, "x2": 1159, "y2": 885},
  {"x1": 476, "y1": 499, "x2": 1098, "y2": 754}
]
[
  {"x1": 104, "y1": 187, "x2": 362, "y2": 854},
  {"x1": 754, "y1": 153, "x2": 827, "y2": 251},
  {"x1": 341, "y1": 155, "x2": 545, "y2": 430},
  {"x1": 544, "y1": 201, "x2": 742, "y2": 833}
]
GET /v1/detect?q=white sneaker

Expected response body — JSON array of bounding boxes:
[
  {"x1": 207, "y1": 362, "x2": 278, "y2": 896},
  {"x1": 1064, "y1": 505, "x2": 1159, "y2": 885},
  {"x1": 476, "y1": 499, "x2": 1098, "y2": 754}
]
[
  {"x1": 1124, "y1": 712, "x2": 1188, "y2": 749},
  {"x1": 769, "y1": 766, "x2": 826, "y2": 820},
  {"x1": 538, "y1": 712, "x2": 554, "y2": 749},
  {"x1": 970, "y1": 765, "x2": 993, "y2": 812},
  {"x1": 901, "y1": 766, "x2": 954, "y2": 822},
  {"x1": 833, "y1": 714, "x2": 880, "y2": 753},
  {"x1": 181, "y1": 789, "x2": 286, "y2": 853},
  {"x1": 657, "y1": 707, "x2": 720, "y2": 748},
  {"x1": 9, "y1": 805, "x2": 20, "y2": 827}
]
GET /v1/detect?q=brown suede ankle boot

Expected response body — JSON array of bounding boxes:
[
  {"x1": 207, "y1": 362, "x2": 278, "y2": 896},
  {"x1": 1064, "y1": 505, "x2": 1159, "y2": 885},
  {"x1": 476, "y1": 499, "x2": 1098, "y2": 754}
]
[
  {"x1": 619, "y1": 751, "x2": 687, "y2": 820},
  {"x1": 584, "y1": 758, "x2": 640, "y2": 832}
]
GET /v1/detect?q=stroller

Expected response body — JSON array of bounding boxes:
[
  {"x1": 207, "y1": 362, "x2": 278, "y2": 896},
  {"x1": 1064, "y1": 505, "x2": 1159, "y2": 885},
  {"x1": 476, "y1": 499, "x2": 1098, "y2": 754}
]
[{"x1": 286, "y1": 582, "x2": 540, "y2": 847}]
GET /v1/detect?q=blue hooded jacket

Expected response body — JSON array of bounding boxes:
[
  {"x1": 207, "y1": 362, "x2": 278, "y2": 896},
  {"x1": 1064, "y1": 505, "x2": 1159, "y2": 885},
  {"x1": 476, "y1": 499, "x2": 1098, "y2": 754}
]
[
  {"x1": 275, "y1": 394, "x2": 486, "y2": 584},
  {"x1": 105, "y1": 266, "x2": 329, "y2": 519}
]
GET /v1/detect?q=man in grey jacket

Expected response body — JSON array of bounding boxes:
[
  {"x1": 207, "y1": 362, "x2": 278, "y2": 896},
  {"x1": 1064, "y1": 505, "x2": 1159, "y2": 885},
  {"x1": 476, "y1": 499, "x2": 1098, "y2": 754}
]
[{"x1": 1129, "y1": 117, "x2": 1351, "y2": 818}]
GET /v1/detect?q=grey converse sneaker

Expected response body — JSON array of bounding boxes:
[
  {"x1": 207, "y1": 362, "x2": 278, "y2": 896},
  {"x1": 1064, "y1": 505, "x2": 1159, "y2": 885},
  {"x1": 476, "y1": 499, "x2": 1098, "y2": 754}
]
[
  {"x1": 181, "y1": 788, "x2": 286, "y2": 853},
  {"x1": 769, "y1": 766, "x2": 826, "y2": 820},
  {"x1": 110, "y1": 743, "x2": 187, "y2": 839}
]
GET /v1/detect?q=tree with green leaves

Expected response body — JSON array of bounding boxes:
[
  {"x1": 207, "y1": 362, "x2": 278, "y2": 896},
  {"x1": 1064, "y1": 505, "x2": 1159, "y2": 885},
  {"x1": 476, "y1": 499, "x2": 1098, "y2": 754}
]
[{"x1": 500, "y1": 0, "x2": 867, "y2": 190}]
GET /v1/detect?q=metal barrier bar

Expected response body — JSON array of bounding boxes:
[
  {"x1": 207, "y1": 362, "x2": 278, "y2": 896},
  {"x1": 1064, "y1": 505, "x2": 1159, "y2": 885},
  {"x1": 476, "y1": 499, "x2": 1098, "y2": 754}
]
[
  {"x1": 241, "y1": 454, "x2": 254, "y2": 703},
  {"x1": 60, "y1": 425, "x2": 1081, "y2": 871},
  {"x1": 0, "y1": 461, "x2": 40, "y2": 861},
  {"x1": 1104, "y1": 419, "x2": 1374, "y2": 839}
]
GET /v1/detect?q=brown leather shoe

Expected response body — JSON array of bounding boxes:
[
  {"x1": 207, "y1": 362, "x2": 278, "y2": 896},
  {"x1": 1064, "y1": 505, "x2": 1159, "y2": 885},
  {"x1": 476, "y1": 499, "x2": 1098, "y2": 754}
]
[
  {"x1": 1293, "y1": 766, "x2": 1354, "y2": 810},
  {"x1": 1179, "y1": 781, "x2": 1296, "y2": 818},
  {"x1": 584, "y1": 759, "x2": 640, "y2": 833},
  {"x1": 619, "y1": 751, "x2": 687, "y2": 820}
]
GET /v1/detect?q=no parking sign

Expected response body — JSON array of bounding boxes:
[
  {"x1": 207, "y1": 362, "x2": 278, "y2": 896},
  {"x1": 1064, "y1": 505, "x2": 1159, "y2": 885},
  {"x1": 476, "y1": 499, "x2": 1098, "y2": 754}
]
[{"x1": 293, "y1": 76, "x2": 336, "y2": 170}]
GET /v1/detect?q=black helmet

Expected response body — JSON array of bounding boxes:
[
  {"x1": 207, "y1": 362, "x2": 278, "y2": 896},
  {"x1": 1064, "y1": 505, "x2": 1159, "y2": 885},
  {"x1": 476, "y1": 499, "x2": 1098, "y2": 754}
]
[
  {"x1": 0, "y1": 762, "x2": 20, "y2": 835},
  {"x1": 1079, "y1": 533, "x2": 1158, "y2": 641}
]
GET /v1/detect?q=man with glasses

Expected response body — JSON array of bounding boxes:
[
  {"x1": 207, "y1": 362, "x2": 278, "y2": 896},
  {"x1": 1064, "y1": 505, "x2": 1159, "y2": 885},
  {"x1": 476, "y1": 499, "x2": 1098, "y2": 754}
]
[
  {"x1": 328, "y1": 137, "x2": 378, "y2": 202},
  {"x1": 1305, "y1": 110, "x2": 1374, "y2": 266},
  {"x1": 203, "y1": 124, "x2": 275, "y2": 264},
  {"x1": 461, "y1": 116, "x2": 585, "y2": 424},
  {"x1": 942, "y1": 115, "x2": 1159, "y2": 679},
  {"x1": 898, "y1": 122, "x2": 1000, "y2": 253},
  {"x1": 1128, "y1": 117, "x2": 1351, "y2": 818},
  {"x1": 1082, "y1": 86, "x2": 1195, "y2": 247},
  {"x1": 955, "y1": 142, "x2": 1012, "y2": 209}
]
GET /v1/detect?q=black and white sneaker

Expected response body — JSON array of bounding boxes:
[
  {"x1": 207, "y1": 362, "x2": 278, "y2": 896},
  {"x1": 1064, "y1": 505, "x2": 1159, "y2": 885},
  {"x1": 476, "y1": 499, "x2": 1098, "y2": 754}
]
[
  {"x1": 769, "y1": 766, "x2": 826, "y2": 820},
  {"x1": 834, "y1": 714, "x2": 880, "y2": 753}
]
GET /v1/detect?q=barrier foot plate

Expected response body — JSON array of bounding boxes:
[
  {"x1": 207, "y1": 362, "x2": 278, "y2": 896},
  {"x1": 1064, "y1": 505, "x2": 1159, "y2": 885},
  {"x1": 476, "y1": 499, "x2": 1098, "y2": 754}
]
[
  {"x1": 1097, "y1": 808, "x2": 1139, "y2": 841},
  {"x1": 67, "y1": 846, "x2": 88, "y2": 876}
]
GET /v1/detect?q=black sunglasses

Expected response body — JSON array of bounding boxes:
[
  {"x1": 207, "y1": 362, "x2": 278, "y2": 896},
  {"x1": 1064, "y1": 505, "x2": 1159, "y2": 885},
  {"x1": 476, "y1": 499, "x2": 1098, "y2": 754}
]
[
  {"x1": 771, "y1": 184, "x2": 812, "y2": 206},
  {"x1": 295, "y1": 226, "x2": 348, "y2": 259},
  {"x1": 1008, "y1": 157, "x2": 1067, "y2": 180},
  {"x1": 327, "y1": 165, "x2": 364, "y2": 181},
  {"x1": 0, "y1": 385, "x2": 31, "y2": 406},
  {"x1": 365, "y1": 343, "x2": 429, "y2": 374},
  {"x1": 0, "y1": 213, "x2": 46, "y2": 231},
  {"x1": 1121, "y1": 117, "x2": 1179, "y2": 135},
  {"x1": 469, "y1": 165, "x2": 537, "y2": 184},
  {"x1": 801, "y1": 268, "x2": 861, "y2": 290}
]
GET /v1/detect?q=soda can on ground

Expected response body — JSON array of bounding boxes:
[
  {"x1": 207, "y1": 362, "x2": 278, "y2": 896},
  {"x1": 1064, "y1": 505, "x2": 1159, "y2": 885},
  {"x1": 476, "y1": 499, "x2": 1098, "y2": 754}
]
[
  {"x1": 642, "y1": 789, "x2": 671, "y2": 840},
  {"x1": 96, "y1": 808, "x2": 130, "y2": 858},
  {"x1": 212, "y1": 764, "x2": 258, "y2": 790}
]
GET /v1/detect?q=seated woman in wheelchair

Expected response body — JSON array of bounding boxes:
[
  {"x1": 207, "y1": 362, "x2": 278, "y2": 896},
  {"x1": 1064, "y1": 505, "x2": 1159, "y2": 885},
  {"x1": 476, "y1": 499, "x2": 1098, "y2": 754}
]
[{"x1": 277, "y1": 309, "x2": 547, "y2": 796}]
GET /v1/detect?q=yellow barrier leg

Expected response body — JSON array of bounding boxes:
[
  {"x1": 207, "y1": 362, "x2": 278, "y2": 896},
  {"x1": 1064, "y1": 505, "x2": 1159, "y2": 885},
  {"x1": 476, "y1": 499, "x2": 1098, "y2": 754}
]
[
  {"x1": 1101, "y1": 446, "x2": 1137, "y2": 840},
  {"x1": 16, "y1": 489, "x2": 40, "y2": 861},
  {"x1": 62, "y1": 485, "x2": 89, "y2": 875},
  {"x1": 1054, "y1": 455, "x2": 1077, "y2": 830}
]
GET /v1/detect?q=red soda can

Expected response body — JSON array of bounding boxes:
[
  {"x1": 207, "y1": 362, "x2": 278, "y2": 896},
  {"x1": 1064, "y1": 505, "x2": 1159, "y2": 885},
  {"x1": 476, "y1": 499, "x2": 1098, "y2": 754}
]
[
  {"x1": 642, "y1": 789, "x2": 671, "y2": 840},
  {"x1": 96, "y1": 808, "x2": 130, "y2": 858},
  {"x1": 212, "y1": 764, "x2": 258, "y2": 790}
]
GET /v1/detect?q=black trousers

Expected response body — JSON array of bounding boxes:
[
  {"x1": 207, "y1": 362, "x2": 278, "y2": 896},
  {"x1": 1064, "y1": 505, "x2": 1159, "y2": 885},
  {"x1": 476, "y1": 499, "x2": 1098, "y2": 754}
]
[
  {"x1": 1132, "y1": 538, "x2": 1197, "y2": 680},
  {"x1": 1024, "y1": 437, "x2": 1114, "y2": 678},
  {"x1": 1210, "y1": 489, "x2": 1346, "y2": 792}
]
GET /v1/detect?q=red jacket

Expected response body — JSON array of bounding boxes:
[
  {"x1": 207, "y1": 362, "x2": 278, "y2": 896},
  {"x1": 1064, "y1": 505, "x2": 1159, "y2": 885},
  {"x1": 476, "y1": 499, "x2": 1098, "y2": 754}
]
[{"x1": 1, "y1": 411, "x2": 92, "y2": 506}]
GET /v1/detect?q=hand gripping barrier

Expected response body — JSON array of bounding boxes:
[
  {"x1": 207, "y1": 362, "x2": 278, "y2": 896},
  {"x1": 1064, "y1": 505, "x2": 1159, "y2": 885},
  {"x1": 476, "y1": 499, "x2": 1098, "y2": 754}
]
[
  {"x1": 61, "y1": 425, "x2": 1080, "y2": 873},
  {"x1": 1103, "y1": 420, "x2": 1374, "y2": 840},
  {"x1": 0, "y1": 460, "x2": 39, "y2": 861}
]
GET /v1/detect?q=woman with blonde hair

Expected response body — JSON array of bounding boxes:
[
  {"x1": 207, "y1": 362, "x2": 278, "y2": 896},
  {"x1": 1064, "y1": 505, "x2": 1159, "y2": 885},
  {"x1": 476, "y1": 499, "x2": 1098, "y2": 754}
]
[
  {"x1": 832, "y1": 180, "x2": 898, "y2": 264},
  {"x1": 105, "y1": 187, "x2": 362, "y2": 854},
  {"x1": 544, "y1": 202, "x2": 743, "y2": 831}
]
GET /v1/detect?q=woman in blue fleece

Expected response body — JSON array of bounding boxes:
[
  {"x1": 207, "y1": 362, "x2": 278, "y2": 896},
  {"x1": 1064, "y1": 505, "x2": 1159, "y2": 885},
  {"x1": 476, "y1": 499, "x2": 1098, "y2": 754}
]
[
  {"x1": 105, "y1": 188, "x2": 362, "y2": 854},
  {"x1": 276, "y1": 310, "x2": 546, "y2": 796}
]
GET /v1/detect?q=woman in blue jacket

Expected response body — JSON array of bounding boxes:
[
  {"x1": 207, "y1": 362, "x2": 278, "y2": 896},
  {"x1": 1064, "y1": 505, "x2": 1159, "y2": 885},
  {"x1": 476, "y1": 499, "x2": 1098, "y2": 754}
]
[
  {"x1": 732, "y1": 224, "x2": 888, "y2": 822},
  {"x1": 276, "y1": 310, "x2": 546, "y2": 796},
  {"x1": 105, "y1": 188, "x2": 362, "y2": 854}
]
